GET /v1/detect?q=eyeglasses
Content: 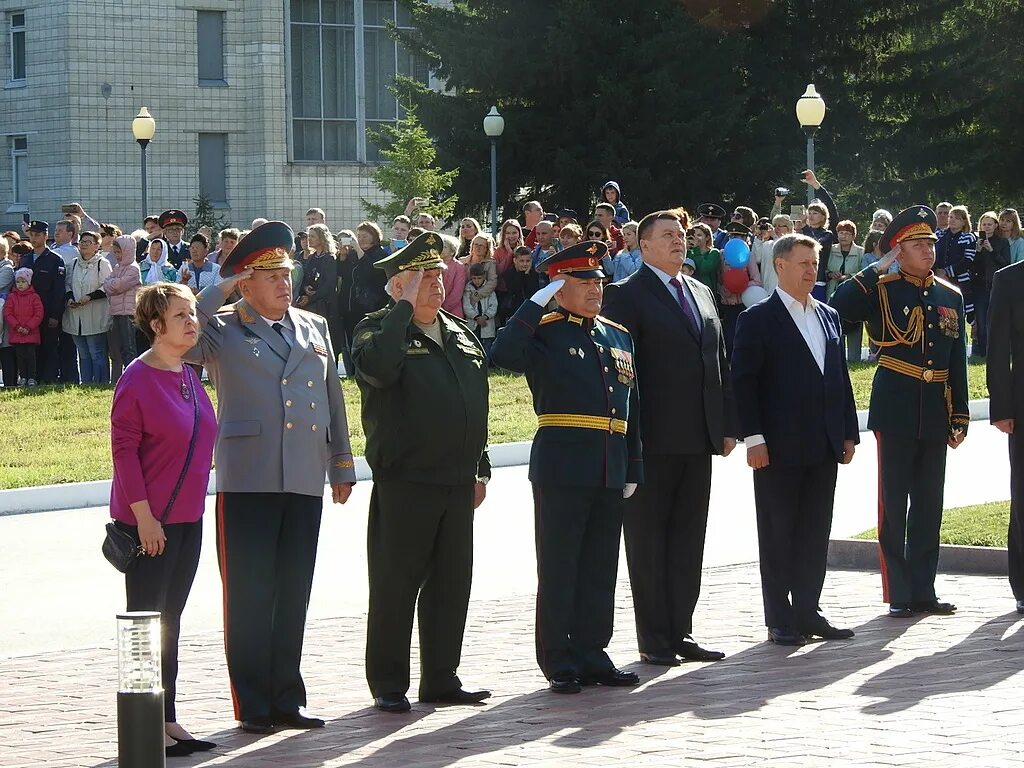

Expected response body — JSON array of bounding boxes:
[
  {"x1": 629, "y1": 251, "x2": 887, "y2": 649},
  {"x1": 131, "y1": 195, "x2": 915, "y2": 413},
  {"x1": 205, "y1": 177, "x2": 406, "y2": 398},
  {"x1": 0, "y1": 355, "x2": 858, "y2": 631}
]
[{"x1": 731, "y1": 212, "x2": 743, "y2": 219}]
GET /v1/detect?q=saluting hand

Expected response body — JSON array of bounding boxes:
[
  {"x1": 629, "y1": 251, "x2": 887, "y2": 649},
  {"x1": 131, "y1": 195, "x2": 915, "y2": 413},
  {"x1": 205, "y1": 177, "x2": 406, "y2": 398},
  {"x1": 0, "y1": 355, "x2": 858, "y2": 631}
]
[
  {"x1": 747, "y1": 443, "x2": 769, "y2": 470},
  {"x1": 219, "y1": 267, "x2": 254, "y2": 295},
  {"x1": 332, "y1": 482, "x2": 354, "y2": 504},
  {"x1": 394, "y1": 269, "x2": 425, "y2": 303}
]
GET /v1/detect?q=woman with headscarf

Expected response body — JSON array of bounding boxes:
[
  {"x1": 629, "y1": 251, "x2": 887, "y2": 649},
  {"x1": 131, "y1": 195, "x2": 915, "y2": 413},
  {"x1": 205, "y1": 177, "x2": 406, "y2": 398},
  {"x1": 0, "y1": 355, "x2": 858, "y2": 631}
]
[
  {"x1": 140, "y1": 238, "x2": 178, "y2": 285},
  {"x1": 104, "y1": 234, "x2": 143, "y2": 376}
]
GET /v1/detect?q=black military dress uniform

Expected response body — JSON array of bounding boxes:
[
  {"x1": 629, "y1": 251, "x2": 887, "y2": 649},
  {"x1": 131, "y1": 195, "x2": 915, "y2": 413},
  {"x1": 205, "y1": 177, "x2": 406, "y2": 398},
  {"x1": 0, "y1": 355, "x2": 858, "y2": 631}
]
[
  {"x1": 159, "y1": 209, "x2": 190, "y2": 268},
  {"x1": 831, "y1": 206, "x2": 969, "y2": 614},
  {"x1": 491, "y1": 241, "x2": 643, "y2": 691},
  {"x1": 351, "y1": 233, "x2": 491, "y2": 709}
]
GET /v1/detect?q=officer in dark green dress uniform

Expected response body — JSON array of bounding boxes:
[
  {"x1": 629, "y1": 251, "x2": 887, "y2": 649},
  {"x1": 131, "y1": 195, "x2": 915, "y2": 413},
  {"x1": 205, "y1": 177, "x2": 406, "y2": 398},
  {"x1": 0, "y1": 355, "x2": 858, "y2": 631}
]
[
  {"x1": 831, "y1": 206, "x2": 969, "y2": 617},
  {"x1": 490, "y1": 240, "x2": 643, "y2": 694},
  {"x1": 351, "y1": 232, "x2": 491, "y2": 714}
]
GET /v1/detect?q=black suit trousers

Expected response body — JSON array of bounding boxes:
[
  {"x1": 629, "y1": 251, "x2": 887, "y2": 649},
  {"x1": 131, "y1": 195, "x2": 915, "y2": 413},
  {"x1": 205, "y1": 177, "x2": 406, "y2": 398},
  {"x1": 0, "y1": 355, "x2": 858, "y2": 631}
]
[
  {"x1": 752, "y1": 458, "x2": 838, "y2": 629},
  {"x1": 1008, "y1": 430, "x2": 1024, "y2": 599},
  {"x1": 365, "y1": 480, "x2": 474, "y2": 698},
  {"x1": 533, "y1": 484, "x2": 623, "y2": 679},
  {"x1": 623, "y1": 453, "x2": 712, "y2": 653},
  {"x1": 216, "y1": 492, "x2": 322, "y2": 721}
]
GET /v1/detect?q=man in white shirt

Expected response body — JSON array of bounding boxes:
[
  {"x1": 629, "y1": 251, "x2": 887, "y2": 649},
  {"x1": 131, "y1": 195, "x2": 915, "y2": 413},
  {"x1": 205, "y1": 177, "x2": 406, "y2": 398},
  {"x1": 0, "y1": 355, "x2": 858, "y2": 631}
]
[
  {"x1": 179, "y1": 233, "x2": 221, "y2": 293},
  {"x1": 52, "y1": 220, "x2": 80, "y2": 266},
  {"x1": 731, "y1": 233, "x2": 859, "y2": 647}
]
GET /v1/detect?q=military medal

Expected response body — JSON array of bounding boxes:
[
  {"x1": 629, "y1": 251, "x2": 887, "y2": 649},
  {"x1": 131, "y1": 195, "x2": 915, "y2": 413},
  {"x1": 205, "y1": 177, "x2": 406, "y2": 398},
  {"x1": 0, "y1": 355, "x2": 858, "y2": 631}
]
[
  {"x1": 569, "y1": 347, "x2": 576, "y2": 356},
  {"x1": 903, "y1": 306, "x2": 910, "y2": 316},
  {"x1": 413, "y1": 339, "x2": 423, "y2": 348},
  {"x1": 936, "y1": 306, "x2": 959, "y2": 338}
]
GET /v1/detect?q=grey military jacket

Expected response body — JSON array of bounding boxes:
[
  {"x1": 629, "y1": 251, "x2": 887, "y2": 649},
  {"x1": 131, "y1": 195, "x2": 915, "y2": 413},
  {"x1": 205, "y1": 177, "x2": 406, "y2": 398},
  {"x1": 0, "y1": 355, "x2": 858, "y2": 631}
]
[{"x1": 187, "y1": 286, "x2": 357, "y2": 497}]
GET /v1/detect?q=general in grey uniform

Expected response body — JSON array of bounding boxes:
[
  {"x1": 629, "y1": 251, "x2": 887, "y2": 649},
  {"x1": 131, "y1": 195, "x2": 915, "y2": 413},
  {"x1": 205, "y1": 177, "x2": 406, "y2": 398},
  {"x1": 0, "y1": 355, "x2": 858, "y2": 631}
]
[{"x1": 186, "y1": 221, "x2": 357, "y2": 733}]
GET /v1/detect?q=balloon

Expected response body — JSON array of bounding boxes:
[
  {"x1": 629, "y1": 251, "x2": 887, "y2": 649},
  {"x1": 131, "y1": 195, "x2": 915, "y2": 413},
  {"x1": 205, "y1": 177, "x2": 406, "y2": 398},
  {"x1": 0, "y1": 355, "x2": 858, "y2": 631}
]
[
  {"x1": 722, "y1": 268, "x2": 750, "y2": 295},
  {"x1": 741, "y1": 285, "x2": 770, "y2": 307},
  {"x1": 723, "y1": 238, "x2": 751, "y2": 268}
]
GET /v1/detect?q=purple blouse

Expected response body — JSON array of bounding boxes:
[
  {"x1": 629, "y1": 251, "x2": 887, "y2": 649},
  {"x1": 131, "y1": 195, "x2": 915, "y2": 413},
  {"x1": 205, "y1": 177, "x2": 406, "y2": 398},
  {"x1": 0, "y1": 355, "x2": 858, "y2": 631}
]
[{"x1": 110, "y1": 359, "x2": 217, "y2": 525}]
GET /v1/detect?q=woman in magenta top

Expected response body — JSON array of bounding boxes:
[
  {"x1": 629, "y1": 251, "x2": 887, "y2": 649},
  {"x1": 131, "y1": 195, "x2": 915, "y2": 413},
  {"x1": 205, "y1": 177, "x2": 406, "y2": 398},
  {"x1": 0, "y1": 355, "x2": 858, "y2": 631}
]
[{"x1": 110, "y1": 282, "x2": 218, "y2": 759}]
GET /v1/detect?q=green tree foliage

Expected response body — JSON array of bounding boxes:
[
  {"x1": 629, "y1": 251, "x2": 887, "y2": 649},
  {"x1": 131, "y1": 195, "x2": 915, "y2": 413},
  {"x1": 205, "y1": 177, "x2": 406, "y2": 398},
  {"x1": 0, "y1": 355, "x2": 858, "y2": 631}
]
[
  {"x1": 395, "y1": 0, "x2": 1022, "y2": 229},
  {"x1": 188, "y1": 193, "x2": 226, "y2": 238},
  {"x1": 361, "y1": 108, "x2": 459, "y2": 223}
]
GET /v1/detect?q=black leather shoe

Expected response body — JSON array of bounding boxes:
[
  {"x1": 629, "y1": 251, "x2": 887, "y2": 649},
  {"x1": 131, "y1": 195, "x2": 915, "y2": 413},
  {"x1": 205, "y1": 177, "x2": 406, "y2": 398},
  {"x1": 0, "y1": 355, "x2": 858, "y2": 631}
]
[
  {"x1": 419, "y1": 688, "x2": 491, "y2": 705},
  {"x1": 640, "y1": 652, "x2": 680, "y2": 667},
  {"x1": 677, "y1": 637, "x2": 726, "y2": 661},
  {"x1": 767, "y1": 627, "x2": 806, "y2": 646},
  {"x1": 174, "y1": 738, "x2": 216, "y2": 752},
  {"x1": 888, "y1": 603, "x2": 914, "y2": 618},
  {"x1": 912, "y1": 600, "x2": 957, "y2": 615},
  {"x1": 549, "y1": 676, "x2": 582, "y2": 694},
  {"x1": 1016, "y1": 600, "x2": 1024, "y2": 615},
  {"x1": 239, "y1": 716, "x2": 275, "y2": 734},
  {"x1": 799, "y1": 619, "x2": 855, "y2": 640},
  {"x1": 272, "y1": 708, "x2": 325, "y2": 729},
  {"x1": 374, "y1": 693, "x2": 412, "y2": 713},
  {"x1": 579, "y1": 668, "x2": 640, "y2": 687},
  {"x1": 166, "y1": 740, "x2": 195, "y2": 758}
]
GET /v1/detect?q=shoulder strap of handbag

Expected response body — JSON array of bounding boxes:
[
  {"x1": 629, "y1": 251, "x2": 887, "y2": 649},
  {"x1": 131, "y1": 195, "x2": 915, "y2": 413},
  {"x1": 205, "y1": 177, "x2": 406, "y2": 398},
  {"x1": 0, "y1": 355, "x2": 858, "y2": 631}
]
[{"x1": 157, "y1": 367, "x2": 201, "y2": 524}]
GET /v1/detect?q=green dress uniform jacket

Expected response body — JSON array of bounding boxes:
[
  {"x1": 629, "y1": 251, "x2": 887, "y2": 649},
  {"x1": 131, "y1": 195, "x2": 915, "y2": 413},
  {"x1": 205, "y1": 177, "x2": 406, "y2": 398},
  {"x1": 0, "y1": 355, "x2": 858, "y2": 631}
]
[
  {"x1": 489, "y1": 301, "x2": 643, "y2": 488},
  {"x1": 830, "y1": 266, "x2": 969, "y2": 440},
  {"x1": 352, "y1": 300, "x2": 490, "y2": 483}
]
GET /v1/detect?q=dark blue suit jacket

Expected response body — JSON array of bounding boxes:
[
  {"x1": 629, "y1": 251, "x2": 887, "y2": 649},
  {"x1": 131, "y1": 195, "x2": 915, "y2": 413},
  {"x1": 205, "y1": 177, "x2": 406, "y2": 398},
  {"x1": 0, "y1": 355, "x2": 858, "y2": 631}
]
[{"x1": 731, "y1": 291, "x2": 859, "y2": 466}]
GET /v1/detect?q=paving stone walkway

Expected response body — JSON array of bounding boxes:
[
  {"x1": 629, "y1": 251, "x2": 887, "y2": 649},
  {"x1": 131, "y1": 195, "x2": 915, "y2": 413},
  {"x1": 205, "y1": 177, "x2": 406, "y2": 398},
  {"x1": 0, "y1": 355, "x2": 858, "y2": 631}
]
[{"x1": 3, "y1": 564, "x2": 1023, "y2": 767}]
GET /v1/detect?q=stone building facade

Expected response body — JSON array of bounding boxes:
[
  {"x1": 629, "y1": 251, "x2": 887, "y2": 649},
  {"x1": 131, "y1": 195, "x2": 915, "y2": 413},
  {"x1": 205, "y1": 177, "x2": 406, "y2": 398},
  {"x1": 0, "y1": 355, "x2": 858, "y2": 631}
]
[{"x1": 0, "y1": 0, "x2": 433, "y2": 234}]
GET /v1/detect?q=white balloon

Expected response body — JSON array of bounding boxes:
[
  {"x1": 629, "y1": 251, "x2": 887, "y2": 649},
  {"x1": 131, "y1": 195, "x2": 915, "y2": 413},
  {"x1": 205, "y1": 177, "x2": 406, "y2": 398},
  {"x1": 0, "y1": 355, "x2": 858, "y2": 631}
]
[{"x1": 741, "y1": 285, "x2": 769, "y2": 308}]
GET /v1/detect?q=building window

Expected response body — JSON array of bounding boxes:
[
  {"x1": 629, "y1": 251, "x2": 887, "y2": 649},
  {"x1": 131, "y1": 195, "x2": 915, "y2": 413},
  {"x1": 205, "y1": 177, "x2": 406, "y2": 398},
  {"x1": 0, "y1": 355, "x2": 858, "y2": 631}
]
[
  {"x1": 9, "y1": 11, "x2": 26, "y2": 83},
  {"x1": 198, "y1": 133, "x2": 228, "y2": 208},
  {"x1": 11, "y1": 135, "x2": 27, "y2": 208},
  {"x1": 197, "y1": 10, "x2": 226, "y2": 85},
  {"x1": 287, "y1": 0, "x2": 429, "y2": 163}
]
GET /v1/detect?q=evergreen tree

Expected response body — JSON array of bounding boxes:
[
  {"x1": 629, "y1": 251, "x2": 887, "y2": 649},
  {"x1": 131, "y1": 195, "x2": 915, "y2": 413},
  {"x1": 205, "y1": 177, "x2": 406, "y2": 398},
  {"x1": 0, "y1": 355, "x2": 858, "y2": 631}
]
[{"x1": 361, "y1": 108, "x2": 459, "y2": 223}]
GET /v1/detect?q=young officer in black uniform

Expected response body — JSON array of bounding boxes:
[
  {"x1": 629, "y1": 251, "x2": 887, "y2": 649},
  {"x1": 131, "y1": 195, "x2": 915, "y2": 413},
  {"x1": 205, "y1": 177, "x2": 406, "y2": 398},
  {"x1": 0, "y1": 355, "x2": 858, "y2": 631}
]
[
  {"x1": 491, "y1": 240, "x2": 643, "y2": 694},
  {"x1": 352, "y1": 232, "x2": 491, "y2": 714},
  {"x1": 831, "y1": 206, "x2": 969, "y2": 617}
]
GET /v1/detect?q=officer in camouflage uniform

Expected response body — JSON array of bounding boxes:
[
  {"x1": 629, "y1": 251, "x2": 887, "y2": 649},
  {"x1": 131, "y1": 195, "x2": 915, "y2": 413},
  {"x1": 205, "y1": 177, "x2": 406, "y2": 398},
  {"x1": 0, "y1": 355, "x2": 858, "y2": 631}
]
[
  {"x1": 352, "y1": 232, "x2": 491, "y2": 714},
  {"x1": 831, "y1": 206, "x2": 969, "y2": 618},
  {"x1": 491, "y1": 240, "x2": 643, "y2": 694}
]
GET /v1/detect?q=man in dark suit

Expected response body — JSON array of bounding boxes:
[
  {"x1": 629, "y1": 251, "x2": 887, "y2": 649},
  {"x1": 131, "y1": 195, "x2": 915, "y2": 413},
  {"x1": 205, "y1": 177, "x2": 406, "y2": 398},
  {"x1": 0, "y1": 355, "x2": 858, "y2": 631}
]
[
  {"x1": 986, "y1": 261, "x2": 1024, "y2": 614},
  {"x1": 731, "y1": 233, "x2": 859, "y2": 646},
  {"x1": 20, "y1": 220, "x2": 66, "y2": 383},
  {"x1": 602, "y1": 209, "x2": 737, "y2": 666}
]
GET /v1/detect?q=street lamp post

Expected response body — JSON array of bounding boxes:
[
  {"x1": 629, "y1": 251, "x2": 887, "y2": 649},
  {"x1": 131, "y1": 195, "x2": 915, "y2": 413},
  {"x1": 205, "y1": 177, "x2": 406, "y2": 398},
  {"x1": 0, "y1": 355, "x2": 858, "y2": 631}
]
[
  {"x1": 795, "y1": 84, "x2": 826, "y2": 204},
  {"x1": 132, "y1": 107, "x2": 156, "y2": 222},
  {"x1": 482, "y1": 106, "x2": 505, "y2": 238}
]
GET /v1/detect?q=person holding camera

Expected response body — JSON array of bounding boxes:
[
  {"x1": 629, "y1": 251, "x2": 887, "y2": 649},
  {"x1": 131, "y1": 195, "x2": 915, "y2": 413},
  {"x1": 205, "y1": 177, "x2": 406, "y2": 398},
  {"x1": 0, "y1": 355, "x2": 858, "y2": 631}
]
[{"x1": 972, "y1": 211, "x2": 1011, "y2": 359}]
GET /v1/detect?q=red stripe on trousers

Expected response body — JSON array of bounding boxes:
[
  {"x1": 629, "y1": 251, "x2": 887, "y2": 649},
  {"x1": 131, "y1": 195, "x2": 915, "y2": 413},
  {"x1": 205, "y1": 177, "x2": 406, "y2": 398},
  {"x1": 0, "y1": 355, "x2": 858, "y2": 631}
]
[
  {"x1": 216, "y1": 493, "x2": 242, "y2": 720},
  {"x1": 874, "y1": 431, "x2": 891, "y2": 603}
]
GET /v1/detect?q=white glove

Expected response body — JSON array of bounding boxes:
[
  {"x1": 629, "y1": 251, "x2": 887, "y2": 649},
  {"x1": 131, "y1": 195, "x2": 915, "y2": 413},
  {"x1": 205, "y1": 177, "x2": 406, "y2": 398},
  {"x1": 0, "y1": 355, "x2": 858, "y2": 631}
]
[
  {"x1": 623, "y1": 483, "x2": 637, "y2": 499},
  {"x1": 530, "y1": 278, "x2": 566, "y2": 307}
]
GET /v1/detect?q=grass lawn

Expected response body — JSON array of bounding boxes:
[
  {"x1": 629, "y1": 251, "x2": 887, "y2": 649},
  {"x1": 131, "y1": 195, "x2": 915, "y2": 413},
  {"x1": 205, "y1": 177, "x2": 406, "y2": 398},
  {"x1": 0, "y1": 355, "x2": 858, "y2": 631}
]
[
  {"x1": 0, "y1": 360, "x2": 990, "y2": 490},
  {"x1": 853, "y1": 500, "x2": 1010, "y2": 548}
]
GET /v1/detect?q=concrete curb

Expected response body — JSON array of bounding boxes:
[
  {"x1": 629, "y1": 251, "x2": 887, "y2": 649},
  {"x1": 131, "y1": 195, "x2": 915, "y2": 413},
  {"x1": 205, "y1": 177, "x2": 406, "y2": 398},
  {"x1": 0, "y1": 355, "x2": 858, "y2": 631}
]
[
  {"x1": 0, "y1": 398, "x2": 993, "y2": 516},
  {"x1": 0, "y1": 441, "x2": 534, "y2": 516},
  {"x1": 828, "y1": 537, "x2": 1008, "y2": 576}
]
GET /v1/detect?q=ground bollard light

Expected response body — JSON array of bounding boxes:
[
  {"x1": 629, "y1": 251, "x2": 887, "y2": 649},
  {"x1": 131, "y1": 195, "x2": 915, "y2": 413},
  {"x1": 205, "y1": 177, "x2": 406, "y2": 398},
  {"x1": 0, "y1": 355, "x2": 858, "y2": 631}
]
[{"x1": 116, "y1": 611, "x2": 166, "y2": 768}]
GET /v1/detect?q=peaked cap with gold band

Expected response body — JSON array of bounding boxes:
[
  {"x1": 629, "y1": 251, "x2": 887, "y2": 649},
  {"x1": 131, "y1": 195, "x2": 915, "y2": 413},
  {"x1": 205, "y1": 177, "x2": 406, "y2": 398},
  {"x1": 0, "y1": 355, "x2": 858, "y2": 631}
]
[
  {"x1": 218, "y1": 220, "x2": 295, "y2": 277},
  {"x1": 880, "y1": 205, "x2": 938, "y2": 254},
  {"x1": 536, "y1": 240, "x2": 609, "y2": 280},
  {"x1": 374, "y1": 231, "x2": 447, "y2": 279}
]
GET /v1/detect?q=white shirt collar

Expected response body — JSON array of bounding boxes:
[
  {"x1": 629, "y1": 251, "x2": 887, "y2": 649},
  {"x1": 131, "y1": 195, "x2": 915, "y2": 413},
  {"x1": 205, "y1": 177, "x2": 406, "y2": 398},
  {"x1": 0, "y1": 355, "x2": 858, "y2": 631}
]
[
  {"x1": 775, "y1": 286, "x2": 816, "y2": 314},
  {"x1": 645, "y1": 262, "x2": 682, "y2": 286},
  {"x1": 260, "y1": 312, "x2": 292, "y2": 331}
]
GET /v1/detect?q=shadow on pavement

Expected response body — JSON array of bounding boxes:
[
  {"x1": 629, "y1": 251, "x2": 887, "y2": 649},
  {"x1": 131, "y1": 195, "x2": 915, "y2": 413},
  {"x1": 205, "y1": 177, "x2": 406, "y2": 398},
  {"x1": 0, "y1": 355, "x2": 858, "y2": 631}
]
[
  {"x1": 136, "y1": 614, "x2": 932, "y2": 767},
  {"x1": 856, "y1": 611, "x2": 1024, "y2": 715}
]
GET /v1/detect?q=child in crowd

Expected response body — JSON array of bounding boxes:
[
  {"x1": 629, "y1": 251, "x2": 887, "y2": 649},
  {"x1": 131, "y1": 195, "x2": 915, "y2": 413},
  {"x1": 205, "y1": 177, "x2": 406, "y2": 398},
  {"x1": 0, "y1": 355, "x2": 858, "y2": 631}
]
[
  {"x1": 2, "y1": 267, "x2": 43, "y2": 386},
  {"x1": 498, "y1": 245, "x2": 541, "y2": 327},
  {"x1": 462, "y1": 233, "x2": 498, "y2": 299},
  {"x1": 682, "y1": 257, "x2": 697, "y2": 277},
  {"x1": 464, "y1": 263, "x2": 498, "y2": 357},
  {"x1": 386, "y1": 215, "x2": 411, "y2": 255},
  {"x1": 558, "y1": 223, "x2": 583, "y2": 250}
]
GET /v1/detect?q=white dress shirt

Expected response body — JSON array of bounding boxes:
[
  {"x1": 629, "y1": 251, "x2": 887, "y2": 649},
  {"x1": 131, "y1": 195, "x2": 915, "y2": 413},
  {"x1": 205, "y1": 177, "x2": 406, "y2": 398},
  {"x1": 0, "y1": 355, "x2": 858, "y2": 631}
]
[
  {"x1": 645, "y1": 262, "x2": 703, "y2": 330},
  {"x1": 746, "y1": 287, "x2": 827, "y2": 449},
  {"x1": 261, "y1": 312, "x2": 294, "y2": 346}
]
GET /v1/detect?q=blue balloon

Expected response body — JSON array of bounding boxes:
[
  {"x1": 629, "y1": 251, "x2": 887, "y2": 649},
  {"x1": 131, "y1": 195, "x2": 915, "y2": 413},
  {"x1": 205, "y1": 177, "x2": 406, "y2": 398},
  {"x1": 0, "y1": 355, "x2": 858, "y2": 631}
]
[{"x1": 723, "y1": 239, "x2": 750, "y2": 268}]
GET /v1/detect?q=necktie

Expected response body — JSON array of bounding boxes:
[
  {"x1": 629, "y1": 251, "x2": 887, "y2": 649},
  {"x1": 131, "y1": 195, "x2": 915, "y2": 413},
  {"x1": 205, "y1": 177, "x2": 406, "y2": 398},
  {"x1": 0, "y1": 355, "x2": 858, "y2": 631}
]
[
  {"x1": 272, "y1": 322, "x2": 286, "y2": 339},
  {"x1": 669, "y1": 277, "x2": 700, "y2": 337}
]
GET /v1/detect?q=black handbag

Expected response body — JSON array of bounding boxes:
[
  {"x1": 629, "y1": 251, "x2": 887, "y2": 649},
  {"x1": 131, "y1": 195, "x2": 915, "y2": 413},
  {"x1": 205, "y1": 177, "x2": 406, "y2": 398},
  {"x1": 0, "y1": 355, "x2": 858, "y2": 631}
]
[{"x1": 102, "y1": 368, "x2": 201, "y2": 572}]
